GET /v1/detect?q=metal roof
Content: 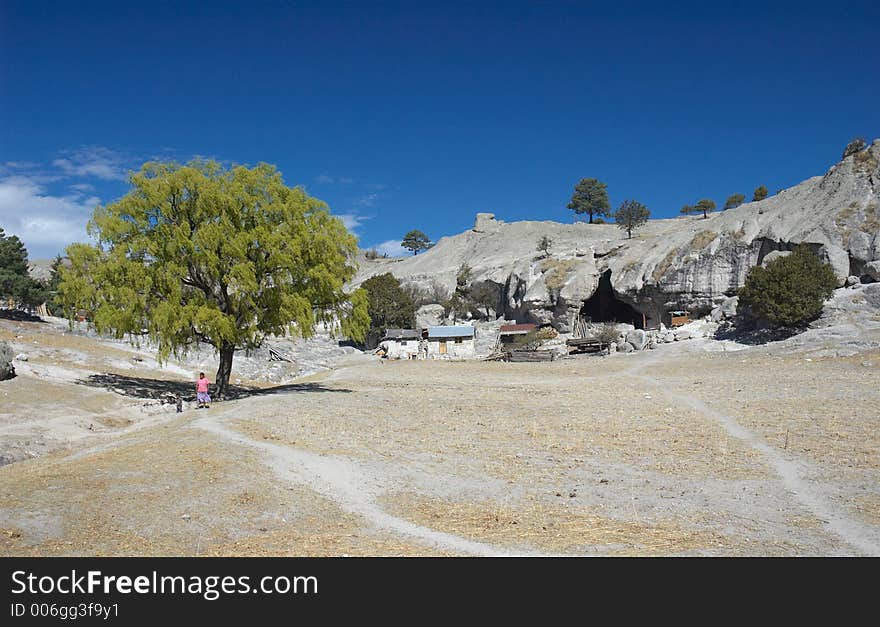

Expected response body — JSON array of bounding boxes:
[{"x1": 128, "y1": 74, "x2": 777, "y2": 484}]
[
  {"x1": 427, "y1": 325, "x2": 475, "y2": 338},
  {"x1": 382, "y1": 328, "x2": 421, "y2": 340},
  {"x1": 500, "y1": 323, "x2": 537, "y2": 334}
]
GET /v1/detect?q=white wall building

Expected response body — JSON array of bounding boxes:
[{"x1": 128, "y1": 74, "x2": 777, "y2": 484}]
[
  {"x1": 378, "y1": 329, "x2": 422, "y2": 359},
  {"x1": 426, "y1": 325, "x2": 476, "y2": 359}
]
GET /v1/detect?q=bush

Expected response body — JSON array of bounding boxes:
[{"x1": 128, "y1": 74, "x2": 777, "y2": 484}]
[
  {"x1": 0, "y1": 341, "x2": 15, "y2": 380},
  {"x1": 738, "y1": 246, "x2": 837, "y2": 327},
  {"x1": 511, "y1": 330, "x2": 543, "y2": 350},
  {"x1": 594, "y1": 323, "x2": 620, "y2": 345},
  {"x1": 843, "y1": 137, "x2": 867, "y2": 159}
]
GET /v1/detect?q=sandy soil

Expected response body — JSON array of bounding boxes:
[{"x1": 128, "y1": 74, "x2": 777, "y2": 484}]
[{"x1": 1, "y1": 317, "x2": 878, "y2": 556}]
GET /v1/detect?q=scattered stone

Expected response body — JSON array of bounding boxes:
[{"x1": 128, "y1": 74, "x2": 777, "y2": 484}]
[
  {"x1": 720, "y1": 296, "x2": 739, "y2": 317},
  {"x1": 617, "y1": 341, "x2": 634, "y2": 353},
  {"x1": 846, "y1": 275, "x2": 861, "y2": 287},
  {"x1": 625, "y1": 329, "x2": 647, "y2": 350},
  {"x1": 181, "y1": 514, "x2": 191, "y2": 520},
  {"x1": 864, "y1": 261, "x2": 880, "y2": 283},
  {"x1": 15, "y1": 353, "x2": 28, "y2": 361}
]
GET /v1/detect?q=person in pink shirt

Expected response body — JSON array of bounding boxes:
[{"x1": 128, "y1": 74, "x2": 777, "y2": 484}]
[{"x1": 196, "y1": 372, "x2": 211, "y2": 408}]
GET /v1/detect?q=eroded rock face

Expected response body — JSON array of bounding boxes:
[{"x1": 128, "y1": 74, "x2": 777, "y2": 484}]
[
  {"x1": 355, "y1": 140, "x2": 880, "y2": 328},
  {"x1": 0, "y1": 341, "x2": 15, "y2": 381}
]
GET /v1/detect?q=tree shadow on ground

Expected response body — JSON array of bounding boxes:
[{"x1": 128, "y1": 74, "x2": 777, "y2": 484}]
[
  {"x1": 714, "y1": 321, "x2": 801, "y2": 345},
  {"x1": 76, "y1": 373, "x2": 352, "y2": 401},
  {"x1": 0, "y1": 309, "x2": 46, "y2": 323}
]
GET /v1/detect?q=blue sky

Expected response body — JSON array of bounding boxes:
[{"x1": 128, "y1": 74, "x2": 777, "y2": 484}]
[{"x1": 1, "y1": 1, "x2": 878, "y2": 259}]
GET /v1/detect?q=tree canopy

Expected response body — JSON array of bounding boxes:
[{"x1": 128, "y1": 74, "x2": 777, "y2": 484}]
[
  {"x1": 680, "y1": 198, "x2": 716, "y2": 219},
  {"x1": 753, "y1": 185, "x2": 768, "y2": 202},
  {"x1": 57, "y1": 159, "x2": 369, "y2": 397},
  {"x1": 445, "y1": 262, "x2": 473, "y2": 322},
  {"x1": 724, "y1": 193, "x2": 745, "y2": 210},
  {"x1": 567, "y1": 178, "x2": 610, "y2": 224},
  {"x1": 738, "y1": 246, "x2": 837, "y2": 327},
  {"x1": 401, "y1": 230, "x2": 431, "y2": 255},
  {"x1": 614, "y1": 199, "x2": 650, "y2": 239},
  {"x1": 361, "y1": 273, "x2": 416, "y2": 348},
  {"x1": 470, "y1": 281, "x2": 499, "y2": 319},
  {"x1": 0, "y1": 228, "x2": 45, "y2": 308}
]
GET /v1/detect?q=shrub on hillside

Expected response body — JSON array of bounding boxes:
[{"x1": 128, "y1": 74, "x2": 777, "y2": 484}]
[{"x1": 738, "y1": 246, "x2": 837, "y2": 328}]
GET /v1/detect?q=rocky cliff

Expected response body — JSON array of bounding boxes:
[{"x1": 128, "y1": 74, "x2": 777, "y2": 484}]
[{"x1": 354, "y1": 140, "x2": 880, "y2": 331}]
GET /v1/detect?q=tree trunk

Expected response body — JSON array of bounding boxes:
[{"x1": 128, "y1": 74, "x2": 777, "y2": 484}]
[{"x1": 215, "y1": 344, "x2": 235, "y2": 400}]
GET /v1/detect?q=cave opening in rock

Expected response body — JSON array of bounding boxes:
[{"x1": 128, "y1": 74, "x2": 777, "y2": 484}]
[{"x1": 580, "y1": 269, "x2": 647, "y2": 329}]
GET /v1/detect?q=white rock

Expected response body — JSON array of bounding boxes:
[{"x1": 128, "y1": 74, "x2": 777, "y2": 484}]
[{"x1": 625, "y1": 329, "x2": 647, "y2": 350}]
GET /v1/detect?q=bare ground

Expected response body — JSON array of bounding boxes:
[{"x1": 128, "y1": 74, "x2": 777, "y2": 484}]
[{"x1": 1, "y1": 318, "x2": 878, "y2": 556}]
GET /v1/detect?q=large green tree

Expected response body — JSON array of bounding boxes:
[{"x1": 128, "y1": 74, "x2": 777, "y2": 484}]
[
  {"x1": 614, "y1": 199, "x2": 650, "y2": 239},
  {"x1": 567, "y1": 178, "x2": 610, "y2": 224},
  {"x1": 361, "y1": 273, "x2": 416, "y2": 348},
  {"x1": 752, "y1": 185, "x2": 768, "y2": 202},
  {"x1": 401, "y1": 230, "x2": 431, "y2": 255},
  {"x1": 57, "y1": 160, "x2": 369, "y2": 397},
  {"x1": 0, "y1": 228, "x2": 45, "y2": 308},
  {"x1": 738, "y1": 245, "x2": 837, "y2": 327}
]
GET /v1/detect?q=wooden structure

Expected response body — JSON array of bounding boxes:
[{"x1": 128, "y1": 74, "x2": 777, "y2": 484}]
[
  {"x1": 565, "y1": 337, "x2": 609, "y2": 354},
  {"x1": 505, "y1": 349, "x2": 557, "y2": 362},
  {"x1": 668, "y1": 310, "x2": 691, "y2": 327},
  {"x1": 268, "y1": 347, "x2": 293, "y2": 362}
]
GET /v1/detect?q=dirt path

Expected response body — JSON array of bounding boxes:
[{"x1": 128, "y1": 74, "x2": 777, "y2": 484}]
[
  {"x1": 628, "y1": 351, "x2": 880, "y2": 556},
  {"x1": 193, "y1": 410, "x2": 531, "y2": 557}
]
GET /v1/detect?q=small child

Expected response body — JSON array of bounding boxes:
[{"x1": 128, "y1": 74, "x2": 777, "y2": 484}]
[{"x1": 196, "y1": 372, "x2": 211, "y2": 408}]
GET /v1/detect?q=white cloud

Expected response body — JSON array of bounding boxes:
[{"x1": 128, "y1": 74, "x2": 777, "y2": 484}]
[
  {"x1": 315, "y1": 174, "x2": 335, "y2": 184},
  {"x1": 336, "y1": 213, "x2": 369, "y2": 235},
  {"x1": 354, "y1": 193, "x2": 379, "y2": 208},
  {"x1": 52, "y1": 146, "x2": 128, "y2": 181},
  {"x1": 371, "y1": 239, "x2": 408, "y2": 258},
  {"x1": 69, "y1": 182, "x2": 95, "y2": 192},
  {"x1": 0, "y1": 176, "x2": 98, "y2": 258}
]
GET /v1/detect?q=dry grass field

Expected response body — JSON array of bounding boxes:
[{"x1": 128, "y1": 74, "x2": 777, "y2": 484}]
[{"x1": 1, "y1": 317, "x2": 878, "y2": 556}]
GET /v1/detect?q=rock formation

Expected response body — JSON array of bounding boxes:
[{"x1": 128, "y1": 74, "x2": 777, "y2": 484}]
[{"x1": 355, "y1": 140, "x2": 880, "y2": 331}]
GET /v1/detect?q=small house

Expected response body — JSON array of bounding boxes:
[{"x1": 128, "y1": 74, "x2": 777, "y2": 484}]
[
  {"x1": 499, "y1": 323, "x2": 537, "y2": 345},
  {"x1": 426, "y1": 325, "x2": 476, "y2": 359},
  {"x1": 378, "y1": 329, "x2": 422, "y2": 359}
]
